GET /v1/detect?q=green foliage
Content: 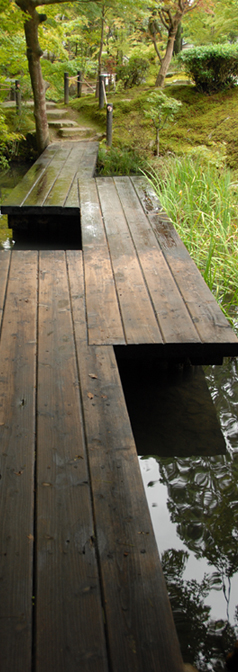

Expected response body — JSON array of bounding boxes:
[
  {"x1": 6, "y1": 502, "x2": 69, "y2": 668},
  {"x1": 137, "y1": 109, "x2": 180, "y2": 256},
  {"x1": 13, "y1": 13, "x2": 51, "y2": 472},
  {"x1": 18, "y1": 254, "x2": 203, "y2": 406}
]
[
  {"x1": 180, "y1": 44, "x2": 238, "y2": 93},
  {"x1": 41, "y1": 59, "x2": 83, "y2": 101},
  {"x1": 97, "y1": 144, "x2": 144, "y2": 175},
  {"x1": 145, "y1": 155, "x2": 238, "y2": 316},
  {"x1": 144, "y1": 91, "x2": 182, "y2": 130},
  {"x1": 116, "y1": 56, "x2": 149, "y2": 88},
  {"x1": 0, "y1": 108, "x2": 23, "y2": 169},
  {"x1": 144, "y1": 91, "x2": 182, "y2": 155}
]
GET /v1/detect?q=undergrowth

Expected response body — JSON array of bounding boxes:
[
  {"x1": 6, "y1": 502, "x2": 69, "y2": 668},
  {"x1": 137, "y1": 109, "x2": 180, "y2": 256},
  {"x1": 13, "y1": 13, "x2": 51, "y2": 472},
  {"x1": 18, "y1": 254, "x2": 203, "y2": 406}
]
[
  {"x1": 145, "y1": 155, "x2": 238, "y2": 321},
  {"x1": 97, "y1": 144, "x2": 144, "y2": 175}
]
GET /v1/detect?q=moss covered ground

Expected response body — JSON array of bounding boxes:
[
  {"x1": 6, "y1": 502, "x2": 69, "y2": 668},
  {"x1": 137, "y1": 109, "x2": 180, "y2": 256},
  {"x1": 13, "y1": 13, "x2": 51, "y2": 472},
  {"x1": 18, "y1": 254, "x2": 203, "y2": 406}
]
[{"x1": 69, "y1": 83, "x2": 238, "y2": 171}]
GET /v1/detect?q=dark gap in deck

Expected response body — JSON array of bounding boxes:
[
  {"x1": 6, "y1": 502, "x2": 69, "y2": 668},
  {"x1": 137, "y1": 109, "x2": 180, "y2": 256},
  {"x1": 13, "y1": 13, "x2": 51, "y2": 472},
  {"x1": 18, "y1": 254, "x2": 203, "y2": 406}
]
[
  {"x1": 11, "y1": 214, "x2": 82, "y2": 250},
  {"x1": 115, "y1": 350, "x2": 226, "y2": 458}
]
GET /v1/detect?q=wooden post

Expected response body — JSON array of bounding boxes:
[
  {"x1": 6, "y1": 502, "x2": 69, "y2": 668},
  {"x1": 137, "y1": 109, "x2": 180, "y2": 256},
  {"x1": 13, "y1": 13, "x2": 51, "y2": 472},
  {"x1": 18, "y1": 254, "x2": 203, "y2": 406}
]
[
  {"x1": 99, "y1": 74, "x2": 105, "y2": 109},
  {"x1": 15, "y1": 80, "x2": 21, "y2": 115},
  {"x1": 77, "y1": 71, "x2": 82, "y2": 98},
  {"x1": 10, "y1": 81, "x2": 16, "y2": 101},
  {"x1": 64, "y1": 72, "x2": 69, "y2": 105},
  {"x1": 106, "y1": 104, "x2": 113, "y2": 146}
]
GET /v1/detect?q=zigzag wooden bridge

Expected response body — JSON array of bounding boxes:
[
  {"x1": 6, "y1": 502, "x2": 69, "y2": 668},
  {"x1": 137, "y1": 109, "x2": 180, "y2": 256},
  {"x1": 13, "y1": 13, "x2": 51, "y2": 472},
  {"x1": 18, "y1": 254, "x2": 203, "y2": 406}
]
[{"x1": 1, "y1": 141, "x2": 238, "y2": 672}]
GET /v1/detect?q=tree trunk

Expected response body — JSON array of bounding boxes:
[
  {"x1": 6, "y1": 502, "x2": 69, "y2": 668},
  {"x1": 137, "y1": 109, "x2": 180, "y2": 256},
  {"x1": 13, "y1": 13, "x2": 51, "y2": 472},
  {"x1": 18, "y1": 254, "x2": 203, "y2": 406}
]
[
  {"x1": 173, "y1": 22, "x2": 183, "y2": 56},
  {"x1": 24, "y1": 9, "x2": 50, "y2": 154},
  {"x1": 96, "y1": 4, "x2": 105, "y2": 98},
  {"x1": 155, "y1": 30, "x2": 177, "y2": 88}
]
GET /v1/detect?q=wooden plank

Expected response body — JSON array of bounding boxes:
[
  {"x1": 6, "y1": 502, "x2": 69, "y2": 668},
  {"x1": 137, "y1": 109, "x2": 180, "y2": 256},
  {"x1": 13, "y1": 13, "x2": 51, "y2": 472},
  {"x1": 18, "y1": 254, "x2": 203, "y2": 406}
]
[
  {"x1": 1, "y1": 145, "x2": 58, "y2": 212},
  {"x1": 64, "y1": 176, "x2": 79, "y2": 209},
  {"x1": 0, "y1": 250, "x2": 10, "y2": 330},
  {"x1": 0, "y1": 250, "x2": 38, "y2": 672},
  {"x1": 79, "y1": 179, "x2": 125, "y2": 345},
  {"x1": 43, "y1": 143, "x2": 86, "y2": 208},
  {"x1": 23, "y1": 145, "x2": 72, "y2": 208},
  {"x1": 132, "y1": 177, "x2": 238, "y2": 348},
  {"x1": 67, "y1": 249, "x2": 184, "y2": 672},
  {"x1": 115, "y1": 176, "x2": 200, "y2": 345},
  {"x1": 35, "y1": 250, "x2": 108, "y2": 672},
  {"x1": 65, "y1": 143, "x2": 98, "y2": 209},
  {"x1": 96, "y1": 177, "x2": 163, "y2": 345},
  {"x1": 79, "y1": 141, "x2": 98, "y2": 178}
]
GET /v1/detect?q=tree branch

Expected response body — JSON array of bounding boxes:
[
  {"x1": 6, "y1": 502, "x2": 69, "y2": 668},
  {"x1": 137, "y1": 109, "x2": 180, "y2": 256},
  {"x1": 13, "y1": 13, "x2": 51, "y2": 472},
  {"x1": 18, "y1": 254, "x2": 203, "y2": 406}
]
[{"x1": 159, "y1": 9, "x2": 170, "y2": 30}]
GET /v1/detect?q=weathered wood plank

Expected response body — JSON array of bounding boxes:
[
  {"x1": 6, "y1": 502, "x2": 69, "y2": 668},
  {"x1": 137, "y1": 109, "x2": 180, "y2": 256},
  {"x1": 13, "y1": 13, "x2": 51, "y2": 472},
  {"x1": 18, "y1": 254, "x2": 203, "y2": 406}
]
[
  {"x1": 132, "y1": 176, "x2": 238, "y2": 347},
  {"x1": 0, "y1": 250, "x2": 10, "y2": 330},
  {"x1": 43, "y1": 143, "x2": 86, "y2": 208},
  {"x1": 1, "y1": 145, "x2": 58, "y2": 211},
  {"x1": 79, "y1": 140, "x2": 98, "y2": 178},
  {"x1": 64, "y1": 177, "x2": 79, "y2": 209},
  {"x1": 0, "y1": 250, "x2": 38, "y2": 672},
  {"x1": 96, "y1": 177, "x2": 163, "y2": 345},
  {"x1": 24, "y1": 145, "x2": 72, "y2": 208},
  {"x1": 35, "y1": 250, "x2": 108, "y2": 672},
  {"x1": 67, "y1": 249, "x2": 184, "y2": 672},
  {"x1": 79, "y1": 179, "x2": 125, "y2": 345},
  {"x1": 115, "y1": 176, "x2": 200, "y2": 345}
]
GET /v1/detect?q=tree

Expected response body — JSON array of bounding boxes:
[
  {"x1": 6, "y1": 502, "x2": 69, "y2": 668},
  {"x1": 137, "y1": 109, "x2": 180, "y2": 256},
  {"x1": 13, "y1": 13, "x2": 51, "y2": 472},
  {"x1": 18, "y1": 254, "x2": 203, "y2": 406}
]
[
  {"x1": 150, "y1": 1, "x2": 204, "y2": 88},
  {"x1": 184, "y1": 0, "x2": 238, "y2": 46},
  {"x1": 144, "y1": 90, "x2": 182, "y2": 155},
  {"x1": 14, "y1": 0, "x2": 145, "y2": 153}
]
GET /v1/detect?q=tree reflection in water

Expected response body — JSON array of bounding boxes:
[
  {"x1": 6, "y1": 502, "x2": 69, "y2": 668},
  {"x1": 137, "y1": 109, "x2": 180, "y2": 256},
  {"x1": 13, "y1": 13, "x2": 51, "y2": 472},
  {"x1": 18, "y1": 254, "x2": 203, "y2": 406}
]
[{"x1": 139, "y1": 358, "x2": 238, "y2": 672}]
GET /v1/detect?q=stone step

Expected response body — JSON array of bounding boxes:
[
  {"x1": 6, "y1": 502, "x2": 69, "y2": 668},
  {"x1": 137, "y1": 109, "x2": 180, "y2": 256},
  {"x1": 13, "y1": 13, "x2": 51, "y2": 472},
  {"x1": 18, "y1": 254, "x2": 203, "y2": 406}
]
[
  {"x1": 25, "y1": 101, "x2": 57, "y2": 109},
  {"x1": 58, "y1": 126, "x2": 94, "y2": 138},
  {"x1": 48, "y1": 119, "x2": 78, "y2": 128},
  {"x1": 46, "y1": 108, "x2": 68, "y2": 117}
]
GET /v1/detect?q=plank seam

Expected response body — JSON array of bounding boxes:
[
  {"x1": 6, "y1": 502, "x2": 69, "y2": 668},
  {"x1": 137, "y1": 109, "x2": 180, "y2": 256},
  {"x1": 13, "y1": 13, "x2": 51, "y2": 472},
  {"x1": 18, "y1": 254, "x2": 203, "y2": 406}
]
[
  {"x1": 66, "y1": 251, "x2": 112, "y2": 672},
  {"x1": 0, "y1": 250, "x2": 12, "y2": 339},
  {"x1": 62, "y1": 143, "x2": 86, "y2": 207},
  {"x1": 113, "y1": 177, "x2": 166, "y2": 343},
  {"x1": 94, "y1": 179, "x2": 128, "y2": 345},
  {"x1": 40, "y1": 146, "x2": 74, "y2": 207},
  {"x1": 32, "y1": 250, "x2": 39, "y2": 672},
  {"x1": 130, "y1": 177, "x2": 206, "y2": 343},
  {"x1": 20, "y1": 147, "x2": 59, "y2": 208}
]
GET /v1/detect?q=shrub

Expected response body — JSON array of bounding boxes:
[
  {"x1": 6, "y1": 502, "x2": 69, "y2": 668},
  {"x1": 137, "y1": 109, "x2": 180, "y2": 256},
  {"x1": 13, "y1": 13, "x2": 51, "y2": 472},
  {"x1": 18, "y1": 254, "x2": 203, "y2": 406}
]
[
  {"x1": 97, "y1": 145, "x2": 144, "y2": 175},
  {"x1": 116, "y1": 56, "x2": 149, "y2": 89},
  {"x1": 144, "y1": 91, "x2": 182, "y2": 156},
  {"x1": 179, "y1": 44, "x2": 238, "y2": 93}
]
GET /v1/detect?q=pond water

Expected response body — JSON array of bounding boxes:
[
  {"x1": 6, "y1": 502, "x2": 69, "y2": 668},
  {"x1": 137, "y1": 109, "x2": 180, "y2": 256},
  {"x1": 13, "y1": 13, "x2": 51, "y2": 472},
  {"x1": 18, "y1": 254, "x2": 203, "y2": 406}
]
[{"x1": 1, "y1": 166, "x2": 238, "y2": 672}]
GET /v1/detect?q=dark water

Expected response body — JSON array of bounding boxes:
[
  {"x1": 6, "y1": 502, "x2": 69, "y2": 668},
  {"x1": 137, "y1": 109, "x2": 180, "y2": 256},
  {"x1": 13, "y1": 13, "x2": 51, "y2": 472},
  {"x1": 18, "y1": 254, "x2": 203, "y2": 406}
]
[
  {"x1": 1, "y1": 166, "x2": 238, "y2": 671},
  {"x1": 116, "y1": 353, "x2": 238, "y2": 671}
]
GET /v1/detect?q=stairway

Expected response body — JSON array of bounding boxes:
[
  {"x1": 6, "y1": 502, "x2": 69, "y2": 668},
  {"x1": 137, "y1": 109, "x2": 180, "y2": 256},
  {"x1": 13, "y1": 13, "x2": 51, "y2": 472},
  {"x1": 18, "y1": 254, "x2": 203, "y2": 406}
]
[{"x1": 46, "y1": 105, "x2": 103, "y2": 140}]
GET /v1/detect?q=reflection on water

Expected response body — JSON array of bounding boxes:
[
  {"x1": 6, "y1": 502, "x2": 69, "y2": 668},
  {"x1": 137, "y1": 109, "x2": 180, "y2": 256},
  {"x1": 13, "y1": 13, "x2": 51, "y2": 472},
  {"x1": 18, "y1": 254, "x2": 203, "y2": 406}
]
[{"x1": 136, "y1": 358, "x2": 238, "y2": 671}]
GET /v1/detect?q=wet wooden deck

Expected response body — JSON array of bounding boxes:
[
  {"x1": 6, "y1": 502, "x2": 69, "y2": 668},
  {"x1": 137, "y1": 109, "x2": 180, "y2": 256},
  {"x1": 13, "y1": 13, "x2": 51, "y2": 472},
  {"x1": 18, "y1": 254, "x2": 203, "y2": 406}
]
[
  {"x1": 0, "y1": 248, "x2": 184, "y2": 672},
  {"x1": 1, "y1": 145, "x2": 238, "y2": 671},
  {"x1": 1, "y1": 140, "x2": 98, "y2": 223},
  {"x1": 81, "y1": 176, "x2": 238, "y2": 363}
]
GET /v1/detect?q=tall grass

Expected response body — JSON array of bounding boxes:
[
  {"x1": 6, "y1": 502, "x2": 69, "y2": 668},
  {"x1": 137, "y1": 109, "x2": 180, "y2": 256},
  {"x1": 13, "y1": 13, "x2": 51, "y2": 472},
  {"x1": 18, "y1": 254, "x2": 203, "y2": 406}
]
[{"x1": 145, "y1": 156, "x2": 238, "y2": 320}]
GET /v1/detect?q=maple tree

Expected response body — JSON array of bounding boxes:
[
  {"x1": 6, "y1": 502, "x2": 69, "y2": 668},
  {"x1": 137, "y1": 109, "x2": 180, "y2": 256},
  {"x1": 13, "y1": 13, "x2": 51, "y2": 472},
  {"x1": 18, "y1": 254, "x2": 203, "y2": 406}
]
[{"x1": 151, "y1": 1, "x2": 204, "y2": 87}]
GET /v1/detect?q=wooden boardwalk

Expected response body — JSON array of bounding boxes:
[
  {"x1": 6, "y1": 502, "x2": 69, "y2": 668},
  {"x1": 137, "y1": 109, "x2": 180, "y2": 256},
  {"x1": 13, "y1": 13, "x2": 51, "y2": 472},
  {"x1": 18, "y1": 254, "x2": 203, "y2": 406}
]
[
  {"x1": 1, "y1": 143, "x2": 238, "y2": 671},
  {"x1": 1, "y1": 141, "x2": 98, "y2": 234},
  {"x1": 0, "y1": 248, "x2": 184, "y2": 672},
  {"x1": 81, "y1": 175, "x2": 238, "y2": 363}
]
